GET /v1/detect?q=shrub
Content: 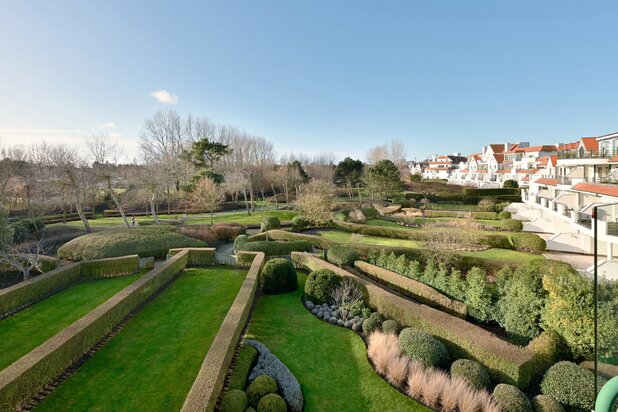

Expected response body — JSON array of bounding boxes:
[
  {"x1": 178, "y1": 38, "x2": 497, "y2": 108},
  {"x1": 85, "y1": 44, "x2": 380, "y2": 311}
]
[
  {"x1": 212, "y1": 223, "x2": 247, "y2": 241},
  {"x1": 261, "y1": 216, "x2": 281, "y2": 232},
  {"x1": 362, "y1": 316, "x2": 382, "y2": 335},
  {"x1": 482, "y1": 234, "x2": 513, "y2": 249},
  {"x1": 260, "y1": 259, "x2": 298, "y2": 294},
  {"x1": 394, "y1": 198, "x2": 412, "y2": 208},
  {"x1": 180, "y1": 225, "x2": 218, "y2": 243},
  {"x1": 504, "y1": 179, "x2": 519, "y2": 189},
  {"x1": 511, "y1": 233, "x2": 546, "y2": 252},
  {"x1": 229, "y1": 345, "x2": 259, "y2": 391},
  {"x1": 450, "y1": 359, "x2": 491, "y2": 390},
  {"x1": 478, "y1": 198, "x2": 497, "y2": 212},
  {"x1": 398, "y1": 328, "x2": 449, "y2": 367},
  {"x1": 236, "y1": 239, "x2": 312, "y2": 256},
  {"x1": 526, "y1": 330, "x2": 567, "y2": 383},
  {"x1": 57, "y1": 229, "x2": 205, "y2": 260},
  {"x1": 499, "y1": 210, "x2": 512, "y2": 220},
  {"x1": 381, "y1": 319, "x2": 402, "y2": 335},
  {"x1": 473, "y1": 211, "x2": 499, "y2": 220},
  {"x1": 464, "y1": 187, "x2": 519, "y2": 196},
  {"x1": 247, "y1": 375, "x2": 278, "y2": 408},
  {"x1": 502, "y1": 219, "x2": 523, "y2": 232},
  {"x1": 327, "y1": 246, "x2": 359, "y2": 267},
  {"x1": 333, "y1": 211, "x2": 347, "y2": 222},
  {"x1": 493, "y1": 384, "x2": 533, "y2": 412},
  {"x1": 291, "y1": 216, "x2": 309, "y2": 231},
  {"x1": 257, "y1": 394, "x2": 287, "y2": 412},
  {"x1": 220, "y1": 389, "x2": 249, "y2": 412},
  {"x1": 465, "y1": 267, "x2": 496, "y2": 323},
  {"x1": 304, "y1": 269, "x2": 342, "y2": 304},
  {"x1": 362, "y1": 207, "x2": 379, "y2": 219},
  {"x1": 347, "y1": 209, "x2": 367, "y2": 223},
  {"x1": 531, "y1": 395, "x2": 565, "y2": 412},
  {"x1": 540, "y1": 361, "x2": 599, "y2": 411}
]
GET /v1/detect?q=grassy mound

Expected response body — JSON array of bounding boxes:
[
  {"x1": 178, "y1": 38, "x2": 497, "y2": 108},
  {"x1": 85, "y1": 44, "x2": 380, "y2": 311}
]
[{"x1": 58, "y1": 228, "x2": 205, "y2": 261}]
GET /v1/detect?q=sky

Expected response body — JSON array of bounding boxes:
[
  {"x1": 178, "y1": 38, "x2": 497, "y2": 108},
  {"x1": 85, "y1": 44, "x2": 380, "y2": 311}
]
[{"x1": 1, "y1": 0, "x2": 618, "y2": 162}]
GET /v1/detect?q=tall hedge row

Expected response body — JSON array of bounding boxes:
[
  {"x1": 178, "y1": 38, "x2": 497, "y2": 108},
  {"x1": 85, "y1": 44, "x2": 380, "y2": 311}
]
[{"x1": 80, "y1": 255, "x2": 140, "y2": 279}]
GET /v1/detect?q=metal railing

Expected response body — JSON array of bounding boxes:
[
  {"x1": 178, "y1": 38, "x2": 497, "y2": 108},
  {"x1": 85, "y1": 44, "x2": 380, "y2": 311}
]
[
  {"x1": 558, "y1": 148, "x2": 618, "y2": 159},
  {"x1": 607, "y1": 221, "x2": 618, "y2": 236}
]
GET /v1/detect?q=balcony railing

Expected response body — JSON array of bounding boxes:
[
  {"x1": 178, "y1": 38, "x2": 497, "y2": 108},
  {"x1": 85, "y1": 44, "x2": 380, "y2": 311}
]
[
  {"x1": 608, "y1": 222, "x2": 618, "y2": 236},
  {"x1": 558, "y1": 148, "x2": 618, "y2": 159}
]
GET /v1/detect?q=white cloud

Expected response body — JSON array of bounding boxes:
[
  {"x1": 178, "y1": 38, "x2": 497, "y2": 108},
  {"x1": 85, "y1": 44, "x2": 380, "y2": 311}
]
[
  {"x1": 101, "y1": 122, "x2": 117, "y2": 129},
  {"x1": 150, "y1": 90, "x2": 179, "y2": 105},
  {"x1": 108, "y1": 131, "x2": 121, "y2": 139}
]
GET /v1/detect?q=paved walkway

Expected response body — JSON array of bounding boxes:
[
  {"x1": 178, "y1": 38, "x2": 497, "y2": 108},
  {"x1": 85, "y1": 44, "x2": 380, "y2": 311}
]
[{"x1": 543, "y1": 251, "x2": 593, "y2": 272}]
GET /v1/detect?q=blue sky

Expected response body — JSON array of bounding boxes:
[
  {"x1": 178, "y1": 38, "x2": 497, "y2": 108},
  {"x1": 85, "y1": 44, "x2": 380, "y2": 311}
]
[{"x1": 1, "y1": 1, "x2": 617, "y2": 161}]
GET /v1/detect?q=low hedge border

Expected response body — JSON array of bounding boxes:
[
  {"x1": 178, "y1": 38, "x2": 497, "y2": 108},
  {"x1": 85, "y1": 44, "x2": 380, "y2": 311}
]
[
  {"x1": 235, "y1": 235, "x2": 312, "y2": 256},
  {"x1": 354, "y1": 261, "x2": 467, "y2": 318},
  {"x1": 168, "y1": 248, "x2": 216, "y2": 267},
  {"x1": 80, "y1": 255, "x2": 139, "y2": 279},
  {"x1": 0, "y1": 250, "x2": 190, "y2": 411},
  {"x1": 292, "y1": 253, "x2": 537, "y2": 389},
  {"x1": 181, "y1": 252, "x2": 265, "y2": 412}
]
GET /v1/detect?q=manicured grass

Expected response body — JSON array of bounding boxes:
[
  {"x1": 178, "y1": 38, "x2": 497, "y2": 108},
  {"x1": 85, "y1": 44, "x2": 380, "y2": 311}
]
[
  {"x1": 460, "y1": 248, "x2": 545, "y2": 265},
  {"x1": 246, "y1": 272, "x2": 428, "y2": 412},
  {"x1": 0, "y1": 272, "x2": 144, "y2": 371},
  {"x1": 37, "y1": 267, "x2": 246, "y2": 412},
  {"x1": 425, "y1": 203, "x2": 479, "y2": 211},
  {"x1": 49, "y1": 210, "x2": 297, "y2": 229},
  {"x1": 314, "y1": 229, "x2": 421, "y2": 248},
  {"x1": 367, "y1": 217, "x2": 502, "y2": 228}
]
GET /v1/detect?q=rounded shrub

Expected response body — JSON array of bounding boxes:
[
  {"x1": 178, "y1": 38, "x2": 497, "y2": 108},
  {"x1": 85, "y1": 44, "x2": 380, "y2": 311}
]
[
  {"x1": 531, "y1": 395, "x2": 565, "y2": 412},
  {"x1": 493, "y1": 384, "x2": 532, "y2": 412},
  {"x1": 291, "y1": 216, "x2": 309, "y2": 231},
  {"x1": 478, "y1": 198, "x2": 497, "y2": 212},
  {"x1": 261, "y1": 216, "x2": 281, "y2": 232},
  {"x1": 512, "y1": 233, "x2": 546, "y2": 252},
  {"x1": 504, "y1": 179, "x2": 519, "y2": 189},
  {"x1": 498, "y1": 210, "x2": 512, "y2": 220},
  {"x1": 398, "y1": 328, "x2": 449, "y2": 367},
  {"x1": 394, "y1": 198, "x2": 412, "y2": 208},
  {"x1": 220, "y1": 389, "x2": 249, "y2": 412},
  {"x1": 247, "y1": 375, "x2": 278, "y2": 408},
  {"x1": 234, "y1": 234, "x2": 250, "y2": 249},
  {"x1": 362, "y1": 317, "x2": 382, "y2": 335},
  {"x1": 257, "y1": 393, "x2": 287, "y2": 412},
  {"x1": 381, "y1": 319, "x2": 402, "y2": 335},
  {"x1": 361, "y1": 207, "x2": 379, "y2": 219},
  {"x1": 540, "y1": 361, "x2": 599, "y2": 411},
  {"x1": 260, "y1": 258, "x2": 298, "y2": 294},
  {"x1": 327, "y1": 246, "x2": 360, "y2": 267},
  {"x1": 502, "y1": 218, "x2": 523, "y2": 232},
  {"x1": 333, "y1": 211, "x2": 347, "y2": 222},
  {"x1": 450, "y1": 359, "x2": 491, "y2": 390},
  {"x1": 304, "y1": 269, "x2": 342, "y2": 304}
]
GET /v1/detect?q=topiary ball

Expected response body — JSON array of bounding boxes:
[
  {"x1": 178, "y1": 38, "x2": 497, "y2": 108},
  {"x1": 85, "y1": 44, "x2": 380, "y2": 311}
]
[
  {"x1": 220, "y1": 389, "x2": 249, "y2": 412},
  {"x1": 327, "y1": 246, "x2": 360, "y2": 267},
  {"x1": 502, "y1": 218, "x2": 523, "y2": 232},
  {"x1": 261, "y1": 217, "x2": 281, "y2": 232},
  {"x1": 260, "y1": 258, "x2": 298, "y2": 294},
  {"x1": 257, "y1": 393, "x2": 287, "y2": 412},
  {"x1": 381, "y1": 319, "x2": 402, "y2": 335},
  {"x1": 304, "y1": 269, "x2": 342, "y2": 304},
  {"x1": 362, "y1": 317, "x2": 382, "y2": 335},
  {"x1": 450, "y1": 359, "x2": 491, "y2": 390},
  {"x1": 247, "y1": 375, "x2": 278, "y2": 408},
  {"x1": 291, "y1": 216, "x2": 310, "y2": 231},
  {"x1": 370, "y1": 312, "x2": 385, "y2": 323},
  {"x1": 540, "y1": 361, "x2": 600, "y2": 411},
  {"x1": 398, "y1": 328, "x2": 449, "y2": 368},
  {"x1": 531, "y1": 395, "x2": 565, "y2": 412},
  {"x1": 493, "y1": 383, "x2": 533, "y2": 412}
]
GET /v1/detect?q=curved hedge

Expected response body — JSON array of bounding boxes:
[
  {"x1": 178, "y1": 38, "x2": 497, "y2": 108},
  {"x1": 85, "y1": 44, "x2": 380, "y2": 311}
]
[
  {"x1": 327, "y1": 246, "x2": 360, "y2": 267},
  {"x1": 236, "y1": 239, "x2": 312, "y2": 256},
  {"x1": 58, "y1": 229, "x2": 205, "y2": 261}
]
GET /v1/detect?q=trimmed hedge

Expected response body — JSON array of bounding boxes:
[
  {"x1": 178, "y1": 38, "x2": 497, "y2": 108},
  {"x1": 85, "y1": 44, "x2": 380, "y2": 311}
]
[
  {"x1": 511, "y1": 233, "x2": 546, "y2": 253},
  {"x1": 292, "y1": 253, "x2": 538, "y2": 388},
  {"x1": 58, "y1": 229, "x2": 206, "y2": 260},
  {"x1": 463, "y1": 188, "x2": 519, "y2": 196},
  {"x1": 80, "y1": 255, "x2": 139, "y2": 279},
  {"x1": 257, "y1": 393, "x2": 286, "y2": 412},
  {"x1": 168, "y1": 248, "x2": 216, "y2": 267},
  {"x1": 399, "y1": 327, "x2": 449, "y2": 367},
  {"x1": 450, "y1": 359, "x2": 491, "y2": 390},
  {"x1": 220, "y1": 389, "x2": 248, "y2": 412},
  {"x1": 531, "y1": 395, "x2": 565, "y2": 412},
  {"x1": 493, "y1": 384, "x2": 532, "y2": 412},
  {"x1": 327, "y1": 246, "x2": 360, "y2": 267},
  {"x1": 0, "y1": 250, "x2": 190, "y2": 411},
  {"x1": 540, "y1": 361, "x2": 600, "y2": 411},
  {"x1": 236, "y1": 239, "x2": 312, "y2": 256},
  {"x1": 291, "y1": 216, "x2": 310, "y2": 231},
  {"x1": 247, "y1": 375, "x2": 278, "y2": 407},
  {"x1": 228, "y1": 345, "x2": 259, "y2": 391},
  {"x1": 304, "y1": 269, "x2": 342, "y2": 305},
  {"x1": 499, "y1": 211, "x2": 512, "y2": 220},
  {"x1": 261, "y1": 217, "x2": 281, "y2": 232},
  {"x1": 260, "y1": 258, "x2": 297, "y2": 294},
  {"x1": 355, "y1": 261, "x2": 467, "y2": 318},
  {"x1": 382, "y1": 319, "x2": 402, "y2": 335},
  {"x1": 502, "y1": 219, "x2": 523, "y2": 232}
]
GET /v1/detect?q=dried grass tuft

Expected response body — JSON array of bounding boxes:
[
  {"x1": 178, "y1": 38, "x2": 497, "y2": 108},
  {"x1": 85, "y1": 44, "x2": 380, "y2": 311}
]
[
  {"x1": 406, "y1": 361, "x2": 426, "y2": 399},
  {"x1": 420, "y1": 369, "x2": 449, "y2": 408},
  {"x1": 367, "y1": 331, "x2": 400, "y2": 375},
  {"x1": 386, "y1": 355, "x2": 409, "y2": 387},
  {"x1": 440, "y1": 377, "x2": 470, "y2": 412}
]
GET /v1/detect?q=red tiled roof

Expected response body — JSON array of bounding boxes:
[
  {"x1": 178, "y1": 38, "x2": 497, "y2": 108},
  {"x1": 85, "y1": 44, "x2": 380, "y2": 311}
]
[
  {"x1": 537, "y1": 155, "x2": 558, "y2": 167},
  {"x1": 495, "y1": 169, "x2": 512, "y2": 174},
  {"x1": 523, "y1": 145, "x2": 558, "y2": 153},
  {"x1": 521, "y1": 176, "x2": 530, "y2": 182},
  {"x1": 492, "y1": 154, "x2": 505, "y2": 162},
  {"x1": 580, "y1": 137, "x2": 598, "y2": 151},
  {"x1": 558, "y1": 142, "x2": 579, "y2": 151},
  {"x1": 517, "y1": 168, "x2": 540, "y2": 174},
  {"x1": 477, "y1": 170, "x2": 488, "y2": 173},
  {"x1": 572, "y1": 182, "x2": 618, "y2": 197},
  {"x1": 425, "y1": 167, "x2": 454, "y2": 171},
  {"x1": 609, "y1": 156, "x2": 618, "y2": 163},
  {"x1": 489, "y1": 144, "x2": 505, "y2": 153},
  {"x1": 535, "y1": 178, "x2": 559, "y2": 186}
]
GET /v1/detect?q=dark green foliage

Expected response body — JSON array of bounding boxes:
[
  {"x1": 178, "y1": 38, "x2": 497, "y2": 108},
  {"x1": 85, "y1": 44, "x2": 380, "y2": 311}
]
[
  {"x1": 333, "y1": 211, "x2": 347, "y2": 222},
  {"x1": 260, "y1": 259, "x2": 298, "y2": 294},
  {"x1": 450, "y1": 359, "x2": 491, "y2": 390},
  {"x1": 304, "y1": 269, "x2": 342, "y2": 304},
  {"x1": 511, "y1": 233, "x2": 546, "y2": 252},
  {"x1": 503, "y1": 179, "x2": 519, "y2": 189},
  {"x1": 464, "y1": 267, "x2": 496, "y2": 323},
  {"x1": 261, "y1": 217, "x2": 281, "y2": 232},
  {"x1": 393, "y1": 198, "x2": 412, "y2": 208},
  {"x1": 381, "y1": 319, "x2": 402, "y2": 335},
  {"x1": 361, "y1": 208, "x2": 379, "y2": 219},
  {"x1": 362, "y1": 317, "x2": 382, "y2": 335},
  {"x1": 182, "y1": 137, "x2": 231, "y2": 169},
  {"x1": 410, "y1": 174, "x2": 422, "y2": 183},
  {"x1": 257, "y1": 393, "x2": 287, "y2": 412},
  {"x1": 531, "y1": 395, "x2": 565, "y2": 412},
  {"x1": 334, "y1": 157, "x2": 364, "y2": 188},
  {"x1": 526, "y1": 330, "x2": 567, "y2": 383},
  {"x1": 229, "y1": 345, "x2": 259, "y2": 391},
  {"x1": 398, "y1": 328, "x2": 449, "y2": 367},
  {"x1": 220, "y1": 389, "x2": 249, "y2": 412},
  {"x1": 541, "y1": 362, "x2": 601, "y2": 411},
  {"x1": 291, "y1": 216, "x2": 310, "y2": 231},
  {"x1": 0, "y1": 206, "x2": 14, "y2": 248},
  {"x1": 502, "y1": 219, "x2": 523, "y2": 232},
  {"x1": 493, "y1": 384, "x2": 533, "y2": 412},
  {"x1": 463, "y1": 188, "x2": 519, "y2": 196},
  {"x1": 235, "y1": 234, "x2": 250, "y2": 249},
  {"x1": 327, "y1": 246, "x2": 359, "y2": 267},
  {"x1": 364, "y1": 159, "x2": 403, "y2": 199},
  {"x1": 499, "y1": 210, "x2": 512, "y2": 220},
  {"x1": 236, "y1": 240, "x2": 312, "y2": 256},
  {"x1": 481, "y1": 234, "x2": 514, "y2": 249},
  {"x1": 247, "y1": 375, "x2": 278, "y2": 408},
  {"x1": 57, "y1": 229, "x2": 205, "y2": 260}
]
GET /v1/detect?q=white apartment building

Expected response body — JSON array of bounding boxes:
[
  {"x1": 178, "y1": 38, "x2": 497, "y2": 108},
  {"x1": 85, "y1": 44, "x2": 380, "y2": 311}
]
[{"x1": 422, "y1": 154, "x2": 467, "y2": 180}]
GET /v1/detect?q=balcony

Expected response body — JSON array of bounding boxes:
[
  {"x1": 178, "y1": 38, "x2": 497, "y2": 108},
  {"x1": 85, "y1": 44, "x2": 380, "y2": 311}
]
[
  {"x1": 558, "y1": 148, "x2": 618, "y2": 159},
  {"x1": 608, "y1": 222, "x2": 618, "y2": 236}
]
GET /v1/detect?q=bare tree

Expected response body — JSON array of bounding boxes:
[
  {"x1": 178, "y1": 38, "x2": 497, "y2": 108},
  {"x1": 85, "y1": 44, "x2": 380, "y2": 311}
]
[
  {"x1": 192, "y1": 177, "x2": 224, "y2": 225},
  {"x1": 294, "y1": 180, "x2": 336, "y2": 226}
]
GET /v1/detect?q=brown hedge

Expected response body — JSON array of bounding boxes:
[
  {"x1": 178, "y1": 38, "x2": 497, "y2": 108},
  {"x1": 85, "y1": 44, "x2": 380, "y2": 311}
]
[
  {"x1": 354, "y1": 261, "x2": 467, "y2": 318},
  {"x1": 292, "y1": 253, "x2": 537, "y2": 389},
  {"x1": 181, "y1": 252, "x2": 265, "y2": 412},
  {"x1": 168, "y1": 248, "x2": 216, "y2": 267}
]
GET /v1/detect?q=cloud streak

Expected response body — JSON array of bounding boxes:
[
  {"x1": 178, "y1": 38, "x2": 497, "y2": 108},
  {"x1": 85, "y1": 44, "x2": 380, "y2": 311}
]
[
  {"x1": 150, "y1": 90, "x2": 179, "y2": 105},
  {"x1": 101, "y1": 122, "x2": 117, "y2": 129}
]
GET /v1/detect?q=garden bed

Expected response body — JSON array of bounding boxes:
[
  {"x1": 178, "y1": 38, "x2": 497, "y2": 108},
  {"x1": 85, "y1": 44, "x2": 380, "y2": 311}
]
[{"x1": 36, "y1": 267, "x2": 246, "y2": 411}]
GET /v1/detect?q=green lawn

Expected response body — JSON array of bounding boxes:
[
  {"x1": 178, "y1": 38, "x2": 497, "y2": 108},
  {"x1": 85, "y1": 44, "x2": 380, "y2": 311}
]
[
  {"x1": 0, "y1": 273, "x2": 144, "y2": 371},
  {"x1": 314, "y1": 229, "x2": 421, "y2": 248},
  {"x1": 49, "y1": 210, "x2": 297, "y2": 229},
  {"x1": 460, "y1": 248, "x2": 545, "y2": 265},
  {"x1": 366, "y1": 217, "x2": 502, "y2": 228},
  {"x1": 246, "y1": 272, "x2": 428, "y2": 412},
  {"x1": 36, "y1": 267, "x2": 246, "y2": 412}
]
